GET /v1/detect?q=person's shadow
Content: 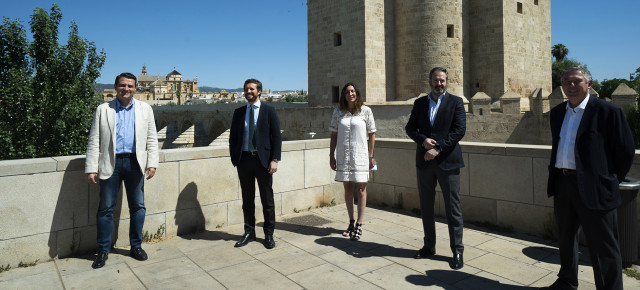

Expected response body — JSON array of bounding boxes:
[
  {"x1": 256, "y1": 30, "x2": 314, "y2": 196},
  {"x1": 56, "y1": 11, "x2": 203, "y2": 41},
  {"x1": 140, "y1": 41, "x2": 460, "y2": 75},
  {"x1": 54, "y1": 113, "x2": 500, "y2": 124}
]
[
  {"x1": 174, "y1": 182, "x2": 205, "y2": 237},
  {"x1": 407, "y1": 270, "x2": 538, "y2": 289},
  {"x1": 47, "y1": 158, "x2": 123, "y2": 261}
]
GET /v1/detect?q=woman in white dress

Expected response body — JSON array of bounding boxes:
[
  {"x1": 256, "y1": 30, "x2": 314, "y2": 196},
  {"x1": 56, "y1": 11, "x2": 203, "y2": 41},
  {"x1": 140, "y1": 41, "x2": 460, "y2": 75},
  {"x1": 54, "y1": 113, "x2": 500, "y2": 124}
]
[{"x1": 329, "y1": 83, "x2": 376, "y2": 241}]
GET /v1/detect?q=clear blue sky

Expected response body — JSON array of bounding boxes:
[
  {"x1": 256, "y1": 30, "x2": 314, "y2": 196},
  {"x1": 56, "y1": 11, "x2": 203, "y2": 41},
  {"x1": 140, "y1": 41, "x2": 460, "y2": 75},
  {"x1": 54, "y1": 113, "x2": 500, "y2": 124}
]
[{"x1": 2, "y1": 1, "x2": 639, "y2": 90}]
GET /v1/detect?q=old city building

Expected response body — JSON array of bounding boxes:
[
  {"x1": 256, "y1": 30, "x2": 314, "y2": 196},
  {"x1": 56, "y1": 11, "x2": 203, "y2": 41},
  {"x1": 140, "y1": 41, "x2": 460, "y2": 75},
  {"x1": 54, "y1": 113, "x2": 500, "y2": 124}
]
[{"x1": 307, "y1": 0, "x2": 552, "y2": 106}]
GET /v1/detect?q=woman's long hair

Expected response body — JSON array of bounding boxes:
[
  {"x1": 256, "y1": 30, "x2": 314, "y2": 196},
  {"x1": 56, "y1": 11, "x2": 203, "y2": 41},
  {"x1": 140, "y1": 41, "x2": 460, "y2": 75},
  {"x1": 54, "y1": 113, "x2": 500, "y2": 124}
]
[{"x1": 339, "y1": 82, "x2": 363, "y2": 114}]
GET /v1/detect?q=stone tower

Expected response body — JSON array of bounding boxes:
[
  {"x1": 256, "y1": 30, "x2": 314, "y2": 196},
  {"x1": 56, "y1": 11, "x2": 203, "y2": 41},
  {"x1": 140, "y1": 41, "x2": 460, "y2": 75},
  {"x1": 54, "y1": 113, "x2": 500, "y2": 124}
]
[{"x1": 307, "y1": 0, "x2": 551, "y2": 106}]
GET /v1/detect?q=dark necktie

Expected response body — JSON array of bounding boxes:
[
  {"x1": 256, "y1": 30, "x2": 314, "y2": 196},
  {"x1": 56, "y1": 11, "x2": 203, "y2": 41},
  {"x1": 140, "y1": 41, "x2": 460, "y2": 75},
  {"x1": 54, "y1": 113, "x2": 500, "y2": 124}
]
[{"x1": 249, "y1": 105, "x2": 256, "y2": 151}]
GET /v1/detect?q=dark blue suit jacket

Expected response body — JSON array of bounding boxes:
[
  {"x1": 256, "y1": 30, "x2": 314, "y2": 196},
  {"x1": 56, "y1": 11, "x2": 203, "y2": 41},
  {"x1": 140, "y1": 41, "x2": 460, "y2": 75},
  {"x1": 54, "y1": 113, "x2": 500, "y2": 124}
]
[
  {"x1": 548, "y1": 96, "x2": 635, "y2": 210},
  {"x1": 229, "y1": 102, "x2": 282, "y2": 168},
  {"x1": 405, "y1": 92, "x2": 466, "y2": 170}
]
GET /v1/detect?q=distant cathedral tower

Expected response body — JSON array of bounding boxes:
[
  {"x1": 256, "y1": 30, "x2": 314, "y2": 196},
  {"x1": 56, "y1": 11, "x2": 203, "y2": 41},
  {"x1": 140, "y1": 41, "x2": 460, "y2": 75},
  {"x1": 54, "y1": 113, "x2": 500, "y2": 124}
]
[
  {"x1": 142, "y1": 64, "x2": 148, "y2": 76},
  {"x1": 307, "y1": 0, "x2": 551, "y2": 106}
]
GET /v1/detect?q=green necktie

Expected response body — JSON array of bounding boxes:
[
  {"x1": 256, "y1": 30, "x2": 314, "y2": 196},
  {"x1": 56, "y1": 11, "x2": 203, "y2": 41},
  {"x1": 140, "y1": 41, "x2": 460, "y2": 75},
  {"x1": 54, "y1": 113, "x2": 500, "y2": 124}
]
[{"x1": 249, "y1": 105, "x2": 256, "y2": 151}]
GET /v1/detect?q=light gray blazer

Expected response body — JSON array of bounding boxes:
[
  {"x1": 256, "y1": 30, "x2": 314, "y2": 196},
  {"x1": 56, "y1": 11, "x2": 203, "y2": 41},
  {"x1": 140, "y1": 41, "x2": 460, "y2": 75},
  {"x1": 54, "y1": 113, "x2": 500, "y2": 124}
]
[{"x1": 85, "y1": 99, "x2": 159, "y2": 180}]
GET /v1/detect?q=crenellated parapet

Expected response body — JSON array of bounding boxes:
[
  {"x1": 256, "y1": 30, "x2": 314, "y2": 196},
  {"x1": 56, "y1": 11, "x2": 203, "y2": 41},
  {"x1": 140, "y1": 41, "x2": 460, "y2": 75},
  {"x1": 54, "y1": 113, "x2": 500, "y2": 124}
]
[{"x1": 611, "y1": 83, "x2": 639, "y2": 113}]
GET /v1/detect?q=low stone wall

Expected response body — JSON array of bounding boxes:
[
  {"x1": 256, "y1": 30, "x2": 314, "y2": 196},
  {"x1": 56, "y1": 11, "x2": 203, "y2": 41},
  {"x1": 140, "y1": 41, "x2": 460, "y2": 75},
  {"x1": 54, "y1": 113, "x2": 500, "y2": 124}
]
[
  {"x1": 1, "y1": 139, "x2": 639, "y2": 267},
  {"x1": 369, "y1": 139, "x2": 640, "y2": 240}
]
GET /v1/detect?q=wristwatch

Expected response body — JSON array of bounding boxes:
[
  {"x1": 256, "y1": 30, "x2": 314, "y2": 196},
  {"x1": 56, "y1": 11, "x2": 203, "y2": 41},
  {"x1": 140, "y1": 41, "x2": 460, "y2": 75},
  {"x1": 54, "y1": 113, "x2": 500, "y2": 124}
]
[{"x1": 272, "y1": 159, "x2": 279, "y2": 163}]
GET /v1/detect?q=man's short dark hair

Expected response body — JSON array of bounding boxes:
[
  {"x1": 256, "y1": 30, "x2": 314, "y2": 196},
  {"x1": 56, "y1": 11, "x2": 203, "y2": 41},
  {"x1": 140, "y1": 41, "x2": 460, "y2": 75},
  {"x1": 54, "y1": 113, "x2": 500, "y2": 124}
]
[
  {"x1": 115, "y1": 72, "x2": 137, "y2": 86},
  {"x1": 429, "y1": 67, "x2": 449, "y2": 81},
  {"x1": 244, "y1": 78, "x2": 263, "y2": 95}
]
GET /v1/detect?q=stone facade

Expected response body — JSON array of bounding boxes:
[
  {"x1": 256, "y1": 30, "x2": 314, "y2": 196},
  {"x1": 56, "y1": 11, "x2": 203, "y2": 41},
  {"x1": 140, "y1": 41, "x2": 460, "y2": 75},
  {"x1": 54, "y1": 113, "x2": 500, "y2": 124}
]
[
  {"x1": 102, "y1": 65, "x2": 200, "y2": 105},
  {"x1": 308, "y1": 0, "x2": 552, "y2": 106}
]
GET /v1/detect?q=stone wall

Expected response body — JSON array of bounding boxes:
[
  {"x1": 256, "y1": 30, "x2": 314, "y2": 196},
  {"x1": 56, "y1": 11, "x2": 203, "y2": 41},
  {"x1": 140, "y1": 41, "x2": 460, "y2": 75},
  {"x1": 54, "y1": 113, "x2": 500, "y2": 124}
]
[
  {"x1": 2, "y1": 139, "x2": 639, "y2": 268},
  {"x1": 308, "y1": 0, "x2": 551, "y2": 104},
  {"x1": 0, "y1": 140, "x2": 343, "y2": 267}
]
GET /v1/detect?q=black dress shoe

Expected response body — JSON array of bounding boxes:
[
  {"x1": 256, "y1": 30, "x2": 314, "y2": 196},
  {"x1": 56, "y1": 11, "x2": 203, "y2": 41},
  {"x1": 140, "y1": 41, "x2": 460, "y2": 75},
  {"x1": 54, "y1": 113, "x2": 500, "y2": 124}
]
[
  {"x1": 263, "y1": 235, "x2": 276, "y2": 249},
  {"x1": 235, "y1": 232, "x2": 256, "y2": 247},
  {"x1": 413, "y1": 247, "x2": 436, "y2": 259},
  {"x1": 130, "y1": 247, "x2": 148, "y2": 261},
  {"x1": 92, "y1": 252, "x2": 108, "y2": 269},
  {"x1": 450, "y1": 253, "x2": 464, "y2": 270}
]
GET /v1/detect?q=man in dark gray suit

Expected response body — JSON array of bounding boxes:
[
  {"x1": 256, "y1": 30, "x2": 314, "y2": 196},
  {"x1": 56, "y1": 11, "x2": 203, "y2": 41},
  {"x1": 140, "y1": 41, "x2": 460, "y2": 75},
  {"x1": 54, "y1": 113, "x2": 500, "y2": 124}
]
[
  {"x1": 405, "y1": 67, "x2": 466, "y2": 270},
  {"x1": 543, "y1": 66, "x2": 634, "y2": 290}
]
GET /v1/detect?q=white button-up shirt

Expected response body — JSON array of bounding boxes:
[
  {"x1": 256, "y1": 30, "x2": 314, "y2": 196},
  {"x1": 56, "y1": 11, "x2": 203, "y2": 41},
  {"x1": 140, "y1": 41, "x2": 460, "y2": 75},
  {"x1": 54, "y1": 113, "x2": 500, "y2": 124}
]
[{"x1": 555, "y1": 95, "x2": 590, "y2": 169}]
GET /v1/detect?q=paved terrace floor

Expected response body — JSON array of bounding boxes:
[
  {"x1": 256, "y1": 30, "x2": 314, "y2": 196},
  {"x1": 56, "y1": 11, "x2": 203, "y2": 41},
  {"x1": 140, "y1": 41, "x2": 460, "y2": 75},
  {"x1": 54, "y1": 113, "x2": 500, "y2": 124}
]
[{"x1": 1, "y1": 205, "x2": 639, "y2": 290}]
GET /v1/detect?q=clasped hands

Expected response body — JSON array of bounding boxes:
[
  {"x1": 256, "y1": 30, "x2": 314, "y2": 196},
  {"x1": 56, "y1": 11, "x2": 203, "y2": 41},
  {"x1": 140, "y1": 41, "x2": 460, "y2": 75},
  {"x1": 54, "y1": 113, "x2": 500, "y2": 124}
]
[{"x1": 422, "y1": 138, "x2": 440, "y2": 161}]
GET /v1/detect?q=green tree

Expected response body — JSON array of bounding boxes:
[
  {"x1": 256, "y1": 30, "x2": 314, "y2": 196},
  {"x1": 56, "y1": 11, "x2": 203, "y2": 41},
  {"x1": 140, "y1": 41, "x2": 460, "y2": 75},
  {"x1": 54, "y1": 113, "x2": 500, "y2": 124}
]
[
  {"x1": 551, "y1": 43, "x2": 569, "y2": 62},
  {"x1": 0, "y1": 5, "x2": 106, "y2": 160},
  {"x1": 598, "y1": 78, "x2": 631, "y2": 100},
  {"x1": 551, "y1": 58, "x2": 584, "y2": 90}
]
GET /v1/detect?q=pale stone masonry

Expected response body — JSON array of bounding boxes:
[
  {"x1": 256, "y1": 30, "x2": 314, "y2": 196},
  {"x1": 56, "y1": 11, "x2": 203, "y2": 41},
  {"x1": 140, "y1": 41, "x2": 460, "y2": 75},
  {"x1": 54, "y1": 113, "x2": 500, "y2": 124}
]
[{"x1": 308, "y1": 0, "x2": 552, "y2": 106}]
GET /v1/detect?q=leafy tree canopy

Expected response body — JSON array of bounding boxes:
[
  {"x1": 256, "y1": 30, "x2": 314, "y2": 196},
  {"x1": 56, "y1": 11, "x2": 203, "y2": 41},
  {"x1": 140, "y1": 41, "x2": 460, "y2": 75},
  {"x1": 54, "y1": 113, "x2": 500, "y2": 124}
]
[{"x1": 0, "y1": 4, "x2": 106, "y2": 160}]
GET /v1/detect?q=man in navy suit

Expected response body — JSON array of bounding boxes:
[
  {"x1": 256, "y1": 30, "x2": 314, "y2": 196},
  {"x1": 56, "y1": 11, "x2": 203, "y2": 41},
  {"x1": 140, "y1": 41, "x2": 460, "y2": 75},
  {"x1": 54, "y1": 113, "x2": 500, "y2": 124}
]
[
  {"x1": 544, "y1": 66, "x2": 634, "y2": 290},
  {"x1": 405, "y1": 67, "x2": 466, "y2": 270},
  {"x1": 229, "y1": 78, "x2": 282, "y2": 249}
]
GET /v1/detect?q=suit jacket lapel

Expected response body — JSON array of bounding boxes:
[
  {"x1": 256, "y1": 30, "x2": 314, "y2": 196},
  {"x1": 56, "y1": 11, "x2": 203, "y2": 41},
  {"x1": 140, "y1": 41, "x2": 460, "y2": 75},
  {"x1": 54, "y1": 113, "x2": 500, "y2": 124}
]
[
  {"x1": 576, "y1": 97, "x2": 596, "y2": 140},
  {"x1": 134, "y1": 100, "x2": 143, "y2": 150},
  {"x1": 107, "y1": 100, "x2": 117, "y2": 142}
]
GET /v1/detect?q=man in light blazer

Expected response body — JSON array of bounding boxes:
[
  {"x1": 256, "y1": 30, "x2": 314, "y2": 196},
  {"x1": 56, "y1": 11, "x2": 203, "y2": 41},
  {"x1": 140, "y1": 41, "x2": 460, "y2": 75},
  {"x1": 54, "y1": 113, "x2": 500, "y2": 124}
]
[
  {"x1": 85, "y1": 72, "x2": 159, "y2": 269},
  {"x1": 229, "y1": 78, "x2": 282, "y2": 249},
  {"x1": 543, "y1": 66, "x2": 634, "y2": 290},
  {"x1": 405, "y1": 67, "x2": 466, "y2": 270}
]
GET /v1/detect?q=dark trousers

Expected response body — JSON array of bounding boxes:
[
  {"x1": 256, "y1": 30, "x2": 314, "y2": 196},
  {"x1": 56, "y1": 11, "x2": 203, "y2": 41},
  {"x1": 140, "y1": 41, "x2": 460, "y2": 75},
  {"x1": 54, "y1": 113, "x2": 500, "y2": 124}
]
[
  {"x1": 553, "y1": 170, "x2": 622, "y2": 290},
  {"x1": 237, "y1": 152, "x2": 275, "y2": 236},
  {"x1": 417, "y1": 162, "x2": 464, "y2": 255},
  {"x1": 97, "y1": 155, "x2": 145, "y2": 253}
]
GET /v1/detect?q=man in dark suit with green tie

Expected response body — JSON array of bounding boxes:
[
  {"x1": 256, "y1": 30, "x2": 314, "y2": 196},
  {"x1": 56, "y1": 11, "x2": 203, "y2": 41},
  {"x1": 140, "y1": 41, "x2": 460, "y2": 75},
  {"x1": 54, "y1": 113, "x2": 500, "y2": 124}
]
[{"x1": 229, "y1": 78, "x2": 282, "y2": 249}]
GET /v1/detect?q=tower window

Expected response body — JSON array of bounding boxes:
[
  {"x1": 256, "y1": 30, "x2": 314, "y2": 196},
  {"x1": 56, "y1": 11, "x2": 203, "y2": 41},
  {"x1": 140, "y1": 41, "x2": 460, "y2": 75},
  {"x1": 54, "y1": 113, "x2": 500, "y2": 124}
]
[
  {"x1": 333, "y1": 32, "x2": 342, "y2": 46},
  {"x1": 447, "y1": 25, "x2": 454, "y2": 38},
  {"x1": 517, "y1": 2, "x2": 523, "y2": 13},
  {"x1": 534, "y1": 0, "x2": 538, "y2": 5},
  {"x1": 332, "y1": 86, "x2": 340, "y2": 103}
]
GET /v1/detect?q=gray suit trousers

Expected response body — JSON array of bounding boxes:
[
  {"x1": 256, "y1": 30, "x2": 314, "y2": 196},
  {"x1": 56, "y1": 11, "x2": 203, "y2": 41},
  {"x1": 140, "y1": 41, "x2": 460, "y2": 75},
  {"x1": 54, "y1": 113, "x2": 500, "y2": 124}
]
[{"x1": 417, "y1": 162, "x2": 464, "y2": 255}]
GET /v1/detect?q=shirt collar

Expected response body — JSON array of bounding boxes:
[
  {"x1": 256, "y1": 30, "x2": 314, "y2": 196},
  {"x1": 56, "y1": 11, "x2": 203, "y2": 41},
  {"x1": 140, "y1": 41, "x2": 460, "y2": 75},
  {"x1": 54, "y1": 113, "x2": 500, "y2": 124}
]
[
  {"x1": 247, "y1": 99, "x2": 261, "y2": 108},
  {"x1": 116, "y1": 98, "x2": 135, "y2": 110},
  {"x1": 565, "y1": 94, "x2": 589, "y2": 112},
  {"x1": 428, "y1": 91, "x2": 445, "y2": 102}
]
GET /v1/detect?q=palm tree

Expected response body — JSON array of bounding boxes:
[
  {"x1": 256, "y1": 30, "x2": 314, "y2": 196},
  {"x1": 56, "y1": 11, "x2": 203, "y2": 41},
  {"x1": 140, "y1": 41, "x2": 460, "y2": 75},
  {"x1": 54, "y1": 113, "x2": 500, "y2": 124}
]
[{"x1": 551, "y1": 44, "x2": 569, "y2": 62}]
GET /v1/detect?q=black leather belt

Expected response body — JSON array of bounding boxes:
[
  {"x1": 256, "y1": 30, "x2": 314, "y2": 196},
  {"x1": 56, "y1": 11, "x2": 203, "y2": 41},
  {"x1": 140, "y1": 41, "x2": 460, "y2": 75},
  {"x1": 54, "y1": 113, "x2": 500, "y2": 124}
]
[
  {"x1": 116, "y1": 153, "x2": 136, "y2": 158},
  {"x1": 242, "y1": 151, "x2": 258, "y2": 156},
  {"x1": 556, "y1": 168, "x2": 576, "y2": 175}
]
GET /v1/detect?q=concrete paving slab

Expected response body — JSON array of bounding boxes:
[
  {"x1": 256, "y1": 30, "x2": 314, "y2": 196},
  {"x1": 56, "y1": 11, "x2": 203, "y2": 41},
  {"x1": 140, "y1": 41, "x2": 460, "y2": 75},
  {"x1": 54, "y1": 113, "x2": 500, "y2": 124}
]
[
  {"x1": 253, "y1": 245, "x2": 326, "y2": 276},
  {"x1": 0, "y1": 269, "x2": 63, "y2": 290},
  {"x1": 453, "y1": 270, "x2": 525, "y2": 289},
  {"x1": 466, "y1": 253, "x2": 550, "y2": 285},
  {"x1": 360, "y1": 263, "x2": 444, "y2": 289},
  {"x1": 126, "y1": 243, "x2": 185, "y2": 268},
  {"x1": 476, "y1": 237, "x2": 554, "y2": 265},
  {"x1": 132, "y1": 256, "x2": 202, "y2": 286},
  {"x1": 209, "y1": 260, "x2": 302, "y2": 289},
  {"x1": 2, "y1": 204, "x2": 638, "y2": 290},
  {"x1": 185, "y1": 243, "x2": 254, "y2": 272},
  {"x1": 60, "y1": 262, "x2": 144, "y2": 289},
  {"x1": 145, "y1": 271, "x2": 226, "y2": 290},
  {"x1": 319, "y1": 246, "x2": 394, "y2": 276},
  {"x1": 287, "y1": 263, "x2": 382, "y2": 290},
  {"x1": 366, "y1": 218, "x2": 414, "y2": 236}
]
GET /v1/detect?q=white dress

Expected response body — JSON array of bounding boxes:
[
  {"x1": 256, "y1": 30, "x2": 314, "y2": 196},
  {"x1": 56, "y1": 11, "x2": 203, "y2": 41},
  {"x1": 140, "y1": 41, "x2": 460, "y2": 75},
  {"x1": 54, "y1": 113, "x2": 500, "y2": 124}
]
[{"x1": 329, "y1": 106, "x2": 376, "y2": 182}]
